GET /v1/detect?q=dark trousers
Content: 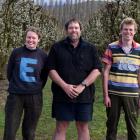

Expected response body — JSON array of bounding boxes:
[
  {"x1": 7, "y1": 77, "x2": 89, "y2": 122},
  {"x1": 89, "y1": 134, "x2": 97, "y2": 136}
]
[
  {"x1": 106, "y1": 94, "x2": 139, "y2": 140},
  {"x1": 3, "y1": 93, "x2": 43, "y2": 140}
]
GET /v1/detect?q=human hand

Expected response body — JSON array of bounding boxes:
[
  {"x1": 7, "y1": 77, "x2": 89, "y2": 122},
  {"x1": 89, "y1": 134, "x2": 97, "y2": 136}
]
[
  {"x1": 62, "y1": 84, "x2": 79, "y2": 99},
  {"x1": 103, "y1": 95, "x2": 111, "y2": 107},
  {"x1": 73, "y1": 84, "x2": 85, "y2": 95}
]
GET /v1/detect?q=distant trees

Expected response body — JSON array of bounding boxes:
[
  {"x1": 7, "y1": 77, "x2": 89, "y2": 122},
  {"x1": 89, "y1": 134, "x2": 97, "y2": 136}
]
[
  {"x1": 0, "y1": 0, "x2": 140, "y2": 79},
  {"x1": 44, "y1": 0, "x2": 105, "y2": 26},
  {"x1": 43, "y1": 0, "x2": 140, "y2": 54},
  {"x1": 0, "y1": 0, "x2": 61, "y2": 79},
  {"x1": 83, "y1": 0, "x2": 140, "y2": 54}
]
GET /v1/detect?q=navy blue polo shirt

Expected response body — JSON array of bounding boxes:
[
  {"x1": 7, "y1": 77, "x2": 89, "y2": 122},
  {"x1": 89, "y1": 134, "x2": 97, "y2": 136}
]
[{"x1": 47, "y1": 37, "x2": 102, "y2": 103}]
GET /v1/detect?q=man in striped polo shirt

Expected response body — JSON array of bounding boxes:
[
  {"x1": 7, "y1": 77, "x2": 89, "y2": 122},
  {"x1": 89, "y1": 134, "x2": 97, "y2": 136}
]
[{"x1": 102, "y1": 17, "x2": 140, "y2": 140}]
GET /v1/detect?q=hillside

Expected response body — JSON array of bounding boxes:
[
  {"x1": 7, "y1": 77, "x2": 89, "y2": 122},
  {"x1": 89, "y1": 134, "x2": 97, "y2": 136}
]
[{"x1": 45, "y1": 0, "x2": 106, "y2": 25}]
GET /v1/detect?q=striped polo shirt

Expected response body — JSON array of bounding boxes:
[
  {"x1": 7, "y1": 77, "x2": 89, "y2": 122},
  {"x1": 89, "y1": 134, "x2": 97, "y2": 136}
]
[{"x1": 102, "y1": 40, "x2": 140, "y2": 97}]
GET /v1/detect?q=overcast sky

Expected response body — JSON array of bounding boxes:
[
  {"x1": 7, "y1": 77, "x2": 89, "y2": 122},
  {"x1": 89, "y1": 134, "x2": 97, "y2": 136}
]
[
  {"x1": 35, "y1": 0, "x2": 107, "y2": 5},
  {"x1": 41, "y1": 0, "x2": 90, "y2": 4},
  {"x1": 47, "y1": 0, "x2": 88, "y2": 3}
]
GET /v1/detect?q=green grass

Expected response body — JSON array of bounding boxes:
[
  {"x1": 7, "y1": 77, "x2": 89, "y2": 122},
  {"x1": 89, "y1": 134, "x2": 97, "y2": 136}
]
[{"x1": 0, "y1": 78, "x2": 140, "y2": 140}]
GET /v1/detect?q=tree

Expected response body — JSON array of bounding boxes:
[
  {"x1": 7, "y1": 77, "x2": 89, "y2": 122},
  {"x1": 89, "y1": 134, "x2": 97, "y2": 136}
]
[
  {"x1": 0, "y1": 0, "x2": 61, "y2": 79},
  {"x1": 83, "y1": 0, "x2": 140, "y2": 55}
]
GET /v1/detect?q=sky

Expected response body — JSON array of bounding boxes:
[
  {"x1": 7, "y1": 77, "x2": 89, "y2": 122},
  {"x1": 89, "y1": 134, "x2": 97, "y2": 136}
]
[
  {"x1": 54, "y1": 0, "x2": 109, "y2": 1},
  {"x1": 42, "y1": 0, "x2": 91, "y2": 4},
  {"x1": 48, "y1": 0, "x2": 88, "y2": 3},
  {"x1": 35, "y1": 0, "x2": 107, "y2": 6}
]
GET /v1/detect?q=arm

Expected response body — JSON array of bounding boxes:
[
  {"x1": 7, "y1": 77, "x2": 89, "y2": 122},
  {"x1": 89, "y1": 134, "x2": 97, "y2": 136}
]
[
  {"x1": 74, "y1": 44, "x2": 102, "y2": 95},
  {"x1": 138, "y1": 69, "x2": 140, "y2": 88},
  {"x1": 102, "y1": 63, "x2": 111, "y2": 107},
  {"x1": 41, "y1": 66, "x2": 48, "y2": 88},
  {"x1": 73, "y1": 69, "x2": 101, "y2": 95},
  {"x1": 82, "y1": 69, "x2": 101, "y2": 87},
  {"x1": 49, "y1": 70, "x2": 78, "y2": 99},
  {"x1": 41, "y1": 55, "x2": 49, "y2": 88},
  {"x1": 7, "y1": 50, "x2": 15, "y2": 81},
  {"x1": 138, "y1": 69, "x2": 140, "y2": 108}
]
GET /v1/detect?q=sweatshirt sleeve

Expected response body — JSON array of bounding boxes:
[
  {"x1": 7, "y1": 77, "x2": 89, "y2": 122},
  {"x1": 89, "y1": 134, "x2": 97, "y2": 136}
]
[
  {"x1": 41, "y1": 54, "x2": 48, "y2": 88},
  {"x1": 7, "y1": 50, "x2": 15, "y2": 81}
]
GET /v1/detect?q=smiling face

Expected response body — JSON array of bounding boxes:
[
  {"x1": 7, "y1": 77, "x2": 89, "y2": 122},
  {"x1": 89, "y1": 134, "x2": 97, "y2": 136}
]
[
  {"x1": 25, "y1": 31, "x2": 40, "y2": 50},
  {"x1": 66, "y1": 21, "x2": 81, "y2": 42},
  {"x1": 120, "y1": 24, "x2": 136, "y2": 42}
]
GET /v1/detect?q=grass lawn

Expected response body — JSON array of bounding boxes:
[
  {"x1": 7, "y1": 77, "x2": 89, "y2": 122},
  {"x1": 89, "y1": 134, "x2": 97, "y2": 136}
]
[{"x1": 0, "y1": 77, "x2": 140, "y2": 140}]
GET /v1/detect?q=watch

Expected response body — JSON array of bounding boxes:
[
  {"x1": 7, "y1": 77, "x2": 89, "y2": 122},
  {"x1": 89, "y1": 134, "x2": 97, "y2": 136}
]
[{"x1": 81, "y1": 81, "x2": 87, "y2": 87}]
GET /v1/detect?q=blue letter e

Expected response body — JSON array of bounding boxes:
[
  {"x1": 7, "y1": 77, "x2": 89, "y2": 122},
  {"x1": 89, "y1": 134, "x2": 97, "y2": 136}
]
[{"x1": 20, "y1": 57, "x2": 37, "y2": 82}]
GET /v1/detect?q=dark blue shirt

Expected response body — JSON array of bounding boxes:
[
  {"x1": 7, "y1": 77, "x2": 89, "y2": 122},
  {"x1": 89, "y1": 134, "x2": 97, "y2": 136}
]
[
  {"x1": 47, "y1": 37, "x2": 102, "y2": 103},
  {"x1": 7, "y1": 45, "x2": 48, "y2": 94}
]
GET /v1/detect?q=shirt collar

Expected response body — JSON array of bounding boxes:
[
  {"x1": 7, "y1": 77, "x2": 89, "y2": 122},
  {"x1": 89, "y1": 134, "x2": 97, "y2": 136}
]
[
  {"x1": 118, "y1": 39, "x2": 138, "y2": 48},
  {"x1": 24, "y1": 44, "x2": 37, "y2": 51}
]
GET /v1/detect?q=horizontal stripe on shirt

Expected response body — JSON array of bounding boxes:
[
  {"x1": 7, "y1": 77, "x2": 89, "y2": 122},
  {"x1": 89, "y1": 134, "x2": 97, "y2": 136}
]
[
  {"x1": 109, "y1": 90, "x2": 139, "y2": 97},
  {"x1": 108, "y1": 80, "x2": 139, "y2": 88}
]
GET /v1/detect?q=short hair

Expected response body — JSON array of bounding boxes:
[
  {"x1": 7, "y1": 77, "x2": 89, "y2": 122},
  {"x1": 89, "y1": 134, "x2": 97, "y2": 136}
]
[
  {"x1": 120, "y1": 17, "x2": 138, "y2": 32},
  {"x1": 65, "y1": 18, "x2": 82, "y2": 30},
  {"x1": 25, "y1": 26, "x2": 42, "y2": 39}
]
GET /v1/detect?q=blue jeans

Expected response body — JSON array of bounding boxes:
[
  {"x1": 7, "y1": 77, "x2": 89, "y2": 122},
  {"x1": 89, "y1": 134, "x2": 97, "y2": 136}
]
[{"x1": 3, "y1": 93, "x2": 42, "y2": 140}]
